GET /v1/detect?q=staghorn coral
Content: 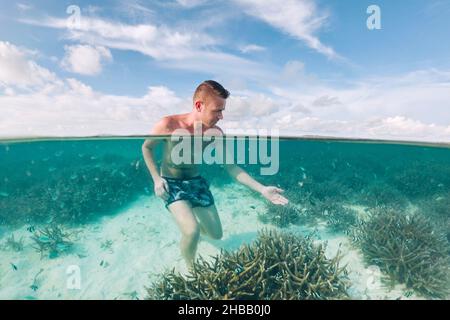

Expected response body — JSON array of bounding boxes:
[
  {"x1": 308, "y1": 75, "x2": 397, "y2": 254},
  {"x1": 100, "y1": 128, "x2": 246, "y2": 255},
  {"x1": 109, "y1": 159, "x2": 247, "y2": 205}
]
[
  {"x1": 388, "y1": 161, "x2": 450, "y2": 199},
  {"x1": 324, "y1": 205, "x2": 357, "y2": 234},
  {"x1": 0, "y1": 155, "x2": 149, "y2": 226},
  {"x1": 352, "y1": 207, "x2": 450, "y2": 299},
  {"x1": 101, "y1": 239, "x2": 114, "y2": 253},
  {"x1": 417, "y1": 192, "x2": 450, "y2": 253},
  {"x1": 31, "y1": 224, "x2": 73, "y2": 259},
  {"x1": 147, "y1": 229, "x2": 349, "y2": 300},
  {"x1": 258, "y1": 188, "x2": 317, "y2": 228},
  {"x1": 258, "y1": 203, "x2": 303, "y2": 228},
  {"x1": 356, "y1": 182, "x2": 409, "y2": 210},
  {"x1": 1, "y1": 233, "x2": 24, "y2": 252},
  {"x1": 259, "y1": 191, "x2": 357, "y2": 234},
  {"x1": 301, "y1": 180, "x2": 352, "y2": 203},
  {"x1": 303, "y1": 197, "x2": 358, "y2": 233}
]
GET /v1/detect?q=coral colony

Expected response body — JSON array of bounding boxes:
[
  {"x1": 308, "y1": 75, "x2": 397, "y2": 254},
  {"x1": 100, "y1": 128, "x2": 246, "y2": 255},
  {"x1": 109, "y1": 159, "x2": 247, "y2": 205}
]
[
  {"x1": 147, "y1": 230, "x2": 349, "y2": 300},
  {"x1": 31, "y1": 225, "x2": 73, "y2": 259},
  {"x1": 0, "y1": 155, "x2": 148, "y2": 226},
  {"x1": 352, "y1": 208, "x2": 450, "y2": 298}
]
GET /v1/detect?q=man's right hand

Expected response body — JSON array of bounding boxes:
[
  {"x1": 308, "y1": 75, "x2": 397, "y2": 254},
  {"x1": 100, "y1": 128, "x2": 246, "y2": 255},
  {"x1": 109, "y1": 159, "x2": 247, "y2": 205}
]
[{"x1": 154, "y1": 177, "x2": 169, "y2": 201}]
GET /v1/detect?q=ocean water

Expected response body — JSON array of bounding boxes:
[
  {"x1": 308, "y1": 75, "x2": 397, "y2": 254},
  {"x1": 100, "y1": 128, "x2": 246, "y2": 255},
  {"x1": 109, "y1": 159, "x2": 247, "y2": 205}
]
[{"x1": 0, "y1": 137, "x2": 449, "y2": 300}]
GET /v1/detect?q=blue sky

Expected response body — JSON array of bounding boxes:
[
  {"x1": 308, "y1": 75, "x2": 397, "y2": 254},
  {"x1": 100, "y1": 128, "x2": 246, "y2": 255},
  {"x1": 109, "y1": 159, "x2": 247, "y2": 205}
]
[{"x1": 1, "y1": 0, "x2": 450, "y2": 141}]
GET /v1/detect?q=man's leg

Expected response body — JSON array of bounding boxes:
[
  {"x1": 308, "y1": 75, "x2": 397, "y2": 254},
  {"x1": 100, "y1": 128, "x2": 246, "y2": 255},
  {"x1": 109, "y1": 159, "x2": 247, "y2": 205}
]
[
  {"x1": 167, "y1": 200, "x2": 200, "y2": 267},
  {"x1": 193, "y1": 205, "x2": 223, "y2": 240}
]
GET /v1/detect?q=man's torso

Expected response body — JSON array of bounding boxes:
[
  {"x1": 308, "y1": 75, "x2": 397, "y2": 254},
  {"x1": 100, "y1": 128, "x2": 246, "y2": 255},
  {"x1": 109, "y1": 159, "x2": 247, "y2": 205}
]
[{"x1": 159, "y1": 114, "x2": 221, "y2": 179}]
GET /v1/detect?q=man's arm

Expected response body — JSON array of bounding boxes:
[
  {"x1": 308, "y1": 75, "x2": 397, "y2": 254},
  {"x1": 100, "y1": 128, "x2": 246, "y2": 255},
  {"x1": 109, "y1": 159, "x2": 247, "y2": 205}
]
[
  {"x1": 225, "y1": 164, "x2": 288, "y2": 205},
  {"x1": 141, "y1": 118, "x2": 169, "y2": 180},
  {"x1": 213, "y1": 126, "x2": 288, "y2": 206},
  {"x1": 141, "y1": 118, "x2": 171, "y2": 200},
  {"x1": 225, "y1": 164, "x2": 265, "y2": 193}
]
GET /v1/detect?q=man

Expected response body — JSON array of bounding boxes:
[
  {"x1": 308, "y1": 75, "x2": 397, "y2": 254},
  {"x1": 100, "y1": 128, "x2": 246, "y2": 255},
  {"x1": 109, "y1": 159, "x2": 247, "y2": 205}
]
[{"x1": 142, "y1": 80, "x2": 288, "y2": 267}]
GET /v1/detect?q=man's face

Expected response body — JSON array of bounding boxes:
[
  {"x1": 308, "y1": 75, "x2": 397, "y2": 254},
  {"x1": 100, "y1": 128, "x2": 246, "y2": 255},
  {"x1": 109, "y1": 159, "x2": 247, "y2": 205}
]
[{"x1": 197, "y1": 95, "x2": 226, "y2": 128}]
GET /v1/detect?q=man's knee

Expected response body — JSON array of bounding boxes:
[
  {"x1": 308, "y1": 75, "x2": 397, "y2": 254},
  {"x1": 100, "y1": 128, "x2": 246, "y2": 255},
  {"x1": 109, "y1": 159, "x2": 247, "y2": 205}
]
[{"x1": 183, "y1": 224, "x2": 200, "y2": 240}]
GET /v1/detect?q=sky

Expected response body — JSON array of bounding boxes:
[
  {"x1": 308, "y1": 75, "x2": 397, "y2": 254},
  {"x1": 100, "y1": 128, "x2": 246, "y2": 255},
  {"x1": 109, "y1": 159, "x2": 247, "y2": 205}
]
[{"x1": 0, "y1": 0, "x2": 450, "y2": 141}]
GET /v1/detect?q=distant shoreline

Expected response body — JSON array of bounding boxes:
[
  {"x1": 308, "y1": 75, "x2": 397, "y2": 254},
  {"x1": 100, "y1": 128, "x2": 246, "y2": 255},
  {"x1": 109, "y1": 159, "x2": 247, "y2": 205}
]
[{"x1": 1, "y1": 134, "x2": 449, "y2": 149}]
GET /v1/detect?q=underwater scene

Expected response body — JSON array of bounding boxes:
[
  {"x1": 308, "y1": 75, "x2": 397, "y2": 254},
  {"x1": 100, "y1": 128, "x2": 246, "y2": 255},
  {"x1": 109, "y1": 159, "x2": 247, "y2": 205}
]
[{"x1": 0, "y1": 137, "x2": 449, "y2": 300}]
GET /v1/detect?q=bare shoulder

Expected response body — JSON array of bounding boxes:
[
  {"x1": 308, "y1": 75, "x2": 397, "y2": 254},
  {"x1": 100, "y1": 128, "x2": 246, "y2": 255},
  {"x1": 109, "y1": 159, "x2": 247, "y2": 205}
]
[
  {"x1": 152, "y1": 116, "x2": 175, "y2": 135},
  {"x1": 212, "y1": 125, "x2": 225, "y2": 135}
]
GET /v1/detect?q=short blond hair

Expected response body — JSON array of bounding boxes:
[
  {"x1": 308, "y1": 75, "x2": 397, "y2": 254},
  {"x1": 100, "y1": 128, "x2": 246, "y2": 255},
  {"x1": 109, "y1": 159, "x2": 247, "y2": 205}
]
[{"x1": 193, "y1": 80, "x2": 230, "y2": 103}]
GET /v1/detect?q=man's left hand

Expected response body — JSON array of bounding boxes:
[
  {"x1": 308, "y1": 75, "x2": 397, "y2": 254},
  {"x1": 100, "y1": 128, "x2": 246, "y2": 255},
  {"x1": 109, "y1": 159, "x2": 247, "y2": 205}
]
[{"x1": 261, "y1": 186, "x2": 289, "y2": 205}]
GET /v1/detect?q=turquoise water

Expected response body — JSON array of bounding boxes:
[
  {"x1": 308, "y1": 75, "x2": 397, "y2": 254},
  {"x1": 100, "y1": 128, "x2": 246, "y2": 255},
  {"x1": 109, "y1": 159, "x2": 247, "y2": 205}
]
[{"x1": 0, "y1": 137, "x2": 449, "y2": 299}]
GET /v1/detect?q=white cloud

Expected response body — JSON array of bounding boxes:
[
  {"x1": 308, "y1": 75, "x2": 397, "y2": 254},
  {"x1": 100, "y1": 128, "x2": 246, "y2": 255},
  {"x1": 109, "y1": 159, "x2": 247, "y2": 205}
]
[
  {"x1": 291, "y1": 103, "x2": 311, "y2": 114},
  {"x1": 176, "y1": 0, "x2": 208, "y2": 8},
  {"x1": 84, "y1": 6, "x2": 103, "y2": 15},
  {"x1": 287, "y1": 116, "x2": 450, "y2": 142},
  {"x1": 0, "y1": 81, "x2": 186, "y2": 137},
  {"x1": 3, "y1": 88, "x2": 15, "y2": 96},
  {"x1": 66, "y1": 78, "x2": 95, "y2": 96},
  {"x1": 271, "y1": 69, "x2": 450, "y2": 125},
  {"x1": 233, "y1": 0, "x2": 338, "y2": 59},
  {"x1": 262, "y1": 69, "x2": 450, "y2": 141},
  {"x1": 1, "y1": 41, "x2": 449, "y2": 143},
  {"x1": 226, "y1": 94, "x2": 279, "y2": 119},
  {"x1": 0, "y1": 42, "x2": 187, "y2": 137},
  {"x1": 366, "y1": 116, "x2": 439, "y2": 138},
  {"x1": 281, "y1": 60, "x2": 305, "y2": 80},
  {"x1": 2, "y1": 74, "x2": 450, "y2": 141},
  {"x1": 216, "y1": 67, "x2": 450, "y2": 142},
  {"x1": 17, "y1": 3, "x2": 32, "y2": 11},
  {"x1": 0, "y1": 41, "x2": 59, "y2": 89},
  {"x1": 239, "y1": 44, "x2": 266, "y2": 54},
  {"x1": 119, "y1": 1, "x2": 155, "y2": 20},
  {"x1": 20, "y1": 16, "x2": 266, "y2": 80},
  {"x1": 21, "y1": 16, "x2": 217, "y2": 60},
  {"x1": 312, "y1": 95, "x2": 340, "y2": 107},
  {"x1": 61, "y1": 45, "x2": 112, "y2": 76}
]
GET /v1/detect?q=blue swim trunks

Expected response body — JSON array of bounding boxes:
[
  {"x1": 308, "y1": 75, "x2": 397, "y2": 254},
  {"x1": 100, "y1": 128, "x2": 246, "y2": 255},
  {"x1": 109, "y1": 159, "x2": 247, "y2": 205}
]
[{"x1": 162, "y1": 176, "x2": 215, "y2": 209}]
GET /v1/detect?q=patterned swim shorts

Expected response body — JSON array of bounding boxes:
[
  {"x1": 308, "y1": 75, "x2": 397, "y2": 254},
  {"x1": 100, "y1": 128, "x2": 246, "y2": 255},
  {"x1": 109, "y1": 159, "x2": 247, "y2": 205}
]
[{"x1": 162, "y1": 176, "x2": 215, "y2": 209}]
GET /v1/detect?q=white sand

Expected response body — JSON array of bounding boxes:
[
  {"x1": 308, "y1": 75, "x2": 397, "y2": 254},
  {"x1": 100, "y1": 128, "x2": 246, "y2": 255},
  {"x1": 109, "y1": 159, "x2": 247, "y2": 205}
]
[{"x1": 0, "y1": 183, "x2": 423, "y2": 300}]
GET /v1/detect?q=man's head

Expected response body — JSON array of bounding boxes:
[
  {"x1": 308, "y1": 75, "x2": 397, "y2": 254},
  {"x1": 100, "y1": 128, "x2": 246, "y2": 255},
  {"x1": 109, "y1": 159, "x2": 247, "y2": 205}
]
[{"x1": 193, "y1": 80, "x2": 230, "y2": 128}]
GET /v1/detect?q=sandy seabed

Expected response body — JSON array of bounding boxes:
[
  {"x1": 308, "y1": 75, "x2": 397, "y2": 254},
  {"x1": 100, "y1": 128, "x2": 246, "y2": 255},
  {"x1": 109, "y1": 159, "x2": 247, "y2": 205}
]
[{"x1": 0, "y1": 184, "x2": 420, "y2": 300}]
